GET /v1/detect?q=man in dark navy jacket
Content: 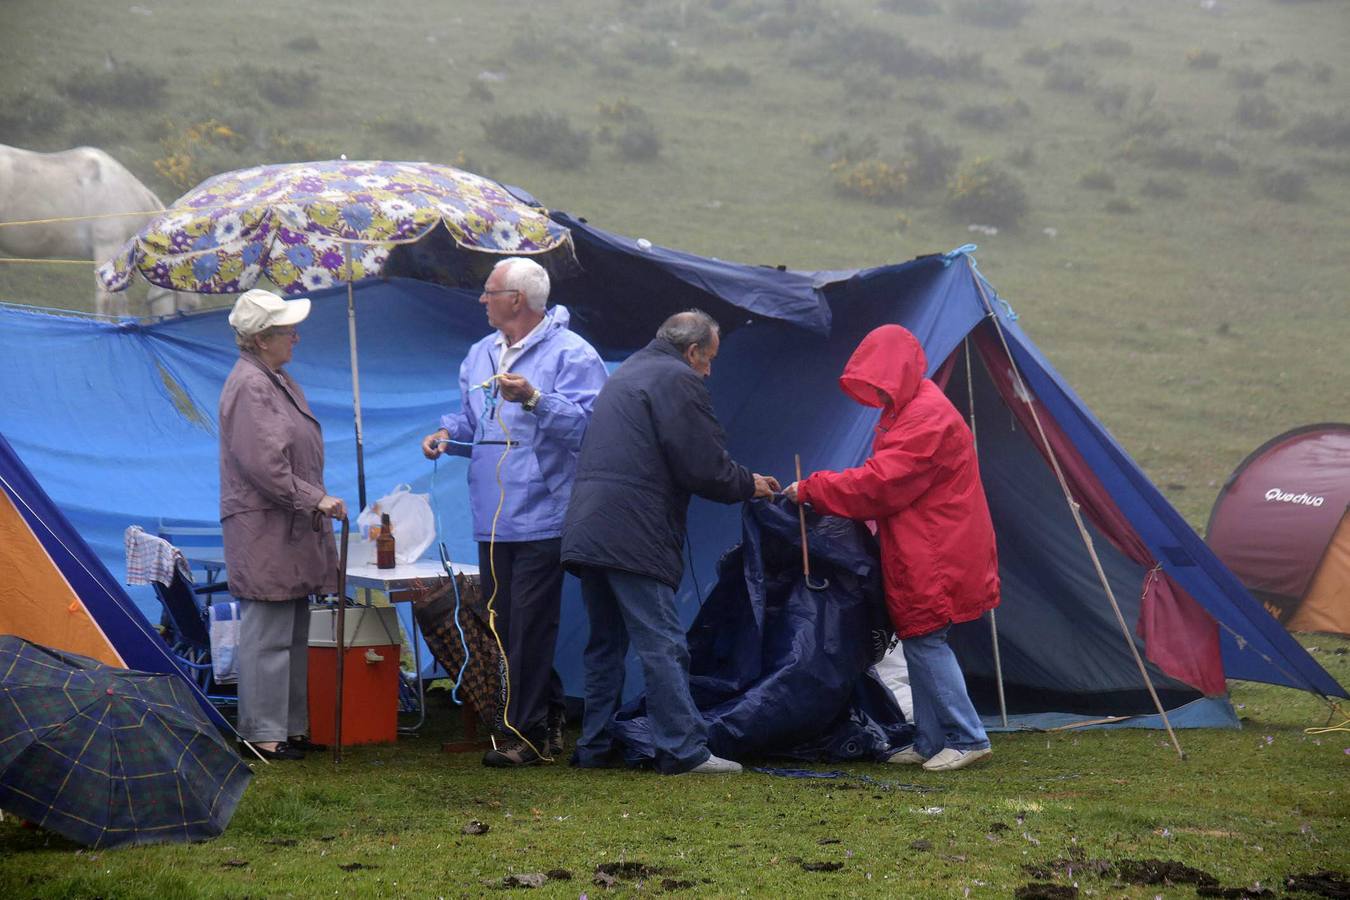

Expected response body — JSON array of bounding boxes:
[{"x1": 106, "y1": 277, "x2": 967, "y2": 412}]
[{"x1": 561, "y1": 310, "x2": 779, "y2": 775}]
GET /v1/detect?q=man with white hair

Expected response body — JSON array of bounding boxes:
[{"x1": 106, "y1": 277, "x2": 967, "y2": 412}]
[{"x1": 421, "y1": 257, "x2": 608, "y2": 767}]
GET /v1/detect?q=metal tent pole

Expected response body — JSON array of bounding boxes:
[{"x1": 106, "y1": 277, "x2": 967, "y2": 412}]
[
  {"x1": 968, "y1": 258, "x2": 1185, "y2": 759},
  {"x1": 965, "y1": 337, "x2": 1009, "y2": 729}
]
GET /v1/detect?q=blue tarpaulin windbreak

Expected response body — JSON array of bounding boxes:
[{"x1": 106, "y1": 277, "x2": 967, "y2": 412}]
[{"x1": 1, "y1": 220, "x2": 1343, "y2": 732}]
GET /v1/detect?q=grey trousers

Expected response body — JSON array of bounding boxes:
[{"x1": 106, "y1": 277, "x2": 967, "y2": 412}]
[{"x1": 238, "y1": 597, "x2": 310, "y2": 743}]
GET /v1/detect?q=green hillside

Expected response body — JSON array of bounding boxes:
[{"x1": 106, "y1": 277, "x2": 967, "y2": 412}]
[{"x1": 2, "y1": 0, "x2": 1348, "y2": 525}]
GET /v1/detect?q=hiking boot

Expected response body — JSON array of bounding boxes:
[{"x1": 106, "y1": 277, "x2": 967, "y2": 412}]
[
  {"x1": 921, "y1": 746, "x2": 992, "y2": 772},
  {"x1": 685, "y1": 754, "x2": 742, "y2": 775},
  {"x1": 546, "y1": 713, "x2": 565, "y2": 759},
  {"x1": 482, "y1": 741, "x2": 543, "y2": 768},
  {"x1": 885, "y1": 745, "x2": 927, "y2": 765}
]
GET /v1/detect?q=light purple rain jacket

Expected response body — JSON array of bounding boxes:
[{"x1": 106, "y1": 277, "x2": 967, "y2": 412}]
[
  {"x1": 440, "y1": 305, "x2": 608, "y2": 542},
  {"x1": 219, "y1": 351, "x2": 339, "y2": 601}
]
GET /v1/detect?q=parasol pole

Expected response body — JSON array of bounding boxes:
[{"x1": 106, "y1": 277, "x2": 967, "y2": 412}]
[{"x1": 343, "y1": 240, "x2": 367, "y2": 512}]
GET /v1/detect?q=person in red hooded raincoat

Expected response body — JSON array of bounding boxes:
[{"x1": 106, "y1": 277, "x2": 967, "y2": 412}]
[{"x1": 784, "y1": 324, "x2": 999, "y2": 772}]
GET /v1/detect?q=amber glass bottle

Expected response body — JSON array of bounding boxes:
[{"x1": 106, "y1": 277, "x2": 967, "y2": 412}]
[{"x1": 376, "y1": 512, "x2": 396, "y2": 569}]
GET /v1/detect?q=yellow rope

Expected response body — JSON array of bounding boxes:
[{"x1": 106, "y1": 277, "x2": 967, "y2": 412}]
[
  {"x1": 0, "y1": 209, "x2": 166, "y2": 228},
  {"x1": 479, "y1": 373, "x2": 550, "y2": 762},
  {"x1": 1305, "y1": 701, "x2": 1349, "y2": 735},
  {"x1": 0, "y1": 257, "x2": 97, "y2": 265}
]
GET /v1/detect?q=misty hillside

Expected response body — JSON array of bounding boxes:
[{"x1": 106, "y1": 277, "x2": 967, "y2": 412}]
[{"x1": 1, "y1": 0, "x2": 1347, "y2": 524}]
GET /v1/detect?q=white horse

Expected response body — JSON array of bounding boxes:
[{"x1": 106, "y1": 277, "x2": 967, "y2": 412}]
[{"x1": 0, "y1": 143, "x2": 200, "y2": 317}]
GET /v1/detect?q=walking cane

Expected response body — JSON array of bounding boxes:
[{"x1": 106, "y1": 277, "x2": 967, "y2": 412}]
[
  {"x1": 794, "y1": 454, "x2": 829, "y2": 592},
  {"x1": 333, "y1": 515, "x2": 350, "y2": 764}
]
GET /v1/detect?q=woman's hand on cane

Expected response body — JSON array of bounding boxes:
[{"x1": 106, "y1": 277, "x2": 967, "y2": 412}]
[{"x1": 318, "y1": 495, "x2": 346, "y2": 520}]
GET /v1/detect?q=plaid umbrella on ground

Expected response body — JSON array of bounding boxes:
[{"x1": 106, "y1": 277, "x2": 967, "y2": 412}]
[{"x1": 0, "y1": 635, "x2": 251, "y2": 848}]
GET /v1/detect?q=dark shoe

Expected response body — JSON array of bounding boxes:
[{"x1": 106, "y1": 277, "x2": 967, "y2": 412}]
[
  {"x1": 482, "y1": 741, "x2": 543, "y2": 768},
  {"x1": 288, "y1": 735, "x2": 328, "y2": 753},
  {"x1": 243, "y1": 741, "x2": 304, "y2": 761},
  {"x1": 546, "y1": 714, "x2": 565, "y2": 759}
]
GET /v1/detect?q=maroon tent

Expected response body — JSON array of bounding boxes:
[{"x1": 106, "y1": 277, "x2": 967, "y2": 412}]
[{"x1": 1206, "y1": 424, "x2": 1350, "y2": 636}]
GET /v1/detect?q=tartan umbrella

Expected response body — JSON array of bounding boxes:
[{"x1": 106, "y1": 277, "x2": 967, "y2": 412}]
[{"x1": 0, "y1": 635, "x2": 252, "y2": 849}]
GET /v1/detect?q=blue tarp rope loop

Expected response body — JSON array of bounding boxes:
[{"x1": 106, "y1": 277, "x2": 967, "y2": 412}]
[{"x1": 944, "y1": 244, "x2": 1018, "y2": 321}]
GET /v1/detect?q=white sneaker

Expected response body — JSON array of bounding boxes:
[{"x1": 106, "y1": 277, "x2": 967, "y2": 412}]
[
  {"x1": 885, "y1": 745, "x2": 927, "y2": 765},
  {"x1": 686, "y1": 754, "x2": 743, "y2": 774},
  {"x1": 921, "y1": 746, "x2": 992, "y2": 772}
]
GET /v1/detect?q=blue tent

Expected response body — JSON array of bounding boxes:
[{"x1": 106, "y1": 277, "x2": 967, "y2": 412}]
[{"x1": 0, "y1": 220, "x2": 1342, "y2": 730}]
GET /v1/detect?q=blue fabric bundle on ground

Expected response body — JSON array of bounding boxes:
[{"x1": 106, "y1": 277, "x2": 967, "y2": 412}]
[{"x1": 611, "y1": 499, "x2": 912, "y2": 764}]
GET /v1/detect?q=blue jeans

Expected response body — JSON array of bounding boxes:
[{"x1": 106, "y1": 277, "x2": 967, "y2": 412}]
[
  {"x1": 903, "y1": 625, "x2": 990, "y2": 758},
  {"x1": 573, "y1": 567, "x2": 710, "y2": 774}
]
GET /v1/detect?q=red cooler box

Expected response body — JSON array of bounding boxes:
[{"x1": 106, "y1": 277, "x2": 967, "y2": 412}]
[{"x1": 308, "y1": 606, "x2": 402, "y2": 746}]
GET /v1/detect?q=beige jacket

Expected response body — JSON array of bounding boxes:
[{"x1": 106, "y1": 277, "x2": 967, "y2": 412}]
[{"x1": 218, "y1": 352, "x2": 338, "y2": 601}]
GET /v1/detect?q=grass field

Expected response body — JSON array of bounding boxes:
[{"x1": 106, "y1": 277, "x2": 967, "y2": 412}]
[
  {"x1": 0, "y1": 637, "x2": 1346, "y2": 898},
  {"x1": 1, "y1": 1, "x2": 1348, "y2": 896}
]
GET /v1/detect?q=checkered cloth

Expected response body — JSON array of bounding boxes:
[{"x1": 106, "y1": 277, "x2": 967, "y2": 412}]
[{"x1": 124, "y1": 526, "x2": 193, "y2": 587}]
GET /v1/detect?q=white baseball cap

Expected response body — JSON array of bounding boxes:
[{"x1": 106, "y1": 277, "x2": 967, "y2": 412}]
[{"x1": 228, "y1": 289, "x2": 311, "y2": 336}]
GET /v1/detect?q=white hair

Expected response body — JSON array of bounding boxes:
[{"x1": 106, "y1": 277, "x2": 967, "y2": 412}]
[{"x1": 492, "y1": 257, "x2": 550, "y2": 312}]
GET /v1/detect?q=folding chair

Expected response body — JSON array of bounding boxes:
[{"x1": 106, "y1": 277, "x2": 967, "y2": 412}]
[{"x1": 152, "y1": 560, "x2": 238, "y2": 706}]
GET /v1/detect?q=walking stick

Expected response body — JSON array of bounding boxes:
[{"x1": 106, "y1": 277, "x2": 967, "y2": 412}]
[
  {"x1": 794, "y1": 454, "x2": 829, "y2": 592},
  {"x1": 334, "y1": 515, "x2": 350, "y2": 764}
]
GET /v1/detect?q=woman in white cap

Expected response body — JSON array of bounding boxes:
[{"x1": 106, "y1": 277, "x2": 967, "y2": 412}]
[{"x1": 220, "y1": 289, "x2": 346, "y2": 761}]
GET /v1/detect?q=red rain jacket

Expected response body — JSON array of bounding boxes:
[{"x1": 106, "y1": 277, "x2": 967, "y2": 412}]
[{"x1": 799, "y1": 325, "x2": 1000, "y2": 639}]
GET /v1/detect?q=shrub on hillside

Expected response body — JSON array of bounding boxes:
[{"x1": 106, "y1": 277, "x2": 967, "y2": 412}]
[
  {"x1": 60, "y1": 62, "x2": 167, "y2": 108},
  {"x1": 622, "y1": 36, "x2": 676, "y2": 67},
  {"x1": 0, "y1": 87, "x2": 66, "y2": 141},
  {"x1": 1206, "y1": 148, "x2": 1241, "y2": 176},
  {"x1": 1104, "y1": 197, "x2": 1138, "y2": 214},
  {"x1": 66, "y1": 112, "x2": 128, "y2": 149},
  {"x1": 1093, "y1": 84, "x2": 1130, "y2": 118},
  {"x1": 902, "y1": 123, "x2": 961, "y2": 190},
  {"x1": 1007, "y1": 144, "x2": 1036, "y2": 169},
  {"x1": 1019, "y1": 46, "x2": 1053, "y2": 67},
  {"x1": 810, "y1": 131, "x2": 881, "y2": 165},
  {"x1": 954, "y1": 0, "x2": 1032, "y2": 29},
  {"x1": 614, "y1": 120, "x2": 662, "y2": 161},
  {"x1": 1282, "y1": 110, "x2": 1350, "y2": 148},
  {"x1": 1122, "y1": 108, "x2": 1173, "y2": 139},
  {"x1": 252, "y1": 68, "x2": 318, "y2": 108},
  {"x1": 283, "y1": 35, "x2": 321, "y2": 53},
  {"x1": 945, "y1": 158, "x2": 1029, "y2": 227},
  {"x1": 1227, "y1": 66, "x2": 1268, "y2": 90},
  {"x1": 840, "y1": 69, "x2": 896, "y2": 102},
  {"x1": 682, "y1": 61, "x2": 751, "y2": 87},
  {"x1": 1078, "y1": 168, "x2": 1116, "y2": 190},
  {"x1": 831, "y1": 158, "x2": 909, "y2": 203},
  {"x1": 1089, "y1": 37, "x2": 1132, "y2": 57},
  {"x1": 154, "y1": 119, "x2": 248, "y2": 191},
  {"x1": 954, "y1": 101, "x2": 1029, "y2": 130},
  {"x1": 1185, "y1": 49, "x2": 1221, "y2": 70},
  {"x1": 1140, "y1": 177, "x2": 1187, "y2": 200},
  {"x1": 1255, "y1": 166, "x2": 1308, "y2": 202},
  {"x1": 483, "y1": 112, "x2": 590, "y2": 169},
  {"x1": 880, "y1": 0, "x2": 942, "y2": 13},
  {"x1": 596, "y1": 99, "x2": 662, "y2": 162},
  {"x1": 371, "y1": 114, "x2": 441, "y2": 146},
  {"x1": 793, "y1": 24, "x2": 990, "y2": 82},
  {"x1": 1234, "y1": 93, "x2": 1282, "y2": 130},
  {"x1": 1044, "y1": 62, "x2": 1094, "y2": 93}
]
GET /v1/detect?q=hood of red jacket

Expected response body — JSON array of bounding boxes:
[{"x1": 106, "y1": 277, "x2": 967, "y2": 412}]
[{"x1": 838, "y1": 324, "x2": 927, "y2": 410}]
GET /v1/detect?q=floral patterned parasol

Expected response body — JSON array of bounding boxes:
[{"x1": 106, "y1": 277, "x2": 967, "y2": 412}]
[{"x1": 97, "y1": 160, "x2": 575, "y2": 295}]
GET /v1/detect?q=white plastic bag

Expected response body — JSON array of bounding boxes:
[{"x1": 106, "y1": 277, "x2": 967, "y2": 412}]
[{"x1": 354, "y1": 484, "x2": 435, "y2": 565}]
